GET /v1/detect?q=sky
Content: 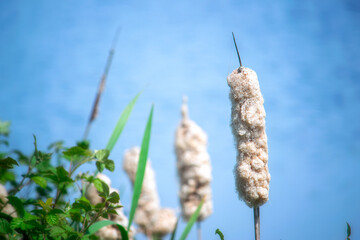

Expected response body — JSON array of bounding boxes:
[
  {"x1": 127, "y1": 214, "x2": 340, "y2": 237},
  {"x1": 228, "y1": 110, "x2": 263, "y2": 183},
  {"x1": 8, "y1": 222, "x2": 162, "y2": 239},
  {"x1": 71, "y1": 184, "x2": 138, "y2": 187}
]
[{"x1": 1, "y1": 0, "x2": 360, "y2": 239}]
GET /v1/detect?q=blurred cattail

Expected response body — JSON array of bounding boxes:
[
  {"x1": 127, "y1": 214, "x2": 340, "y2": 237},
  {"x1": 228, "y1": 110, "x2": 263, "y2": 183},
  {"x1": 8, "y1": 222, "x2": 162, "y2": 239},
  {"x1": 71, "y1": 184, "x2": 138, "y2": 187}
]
[
  {"x1": 83, "y1": 28, "x2": 121, "y2": 140},
  {"x1": 227, "y1": 67, "x2": 270, "y2": 207},
  {"x1": 174, "y1": 97, "x2": 213, "y2": 222},
  {"x1": 0, "y1": 184, "x2": 17, "y2": 217},
  {"x1": 86, "y1": 173, "x2": 135, "y2": 239},
  {"x1": 123, "y1": 147, "x2": 176, "y2": 237}
]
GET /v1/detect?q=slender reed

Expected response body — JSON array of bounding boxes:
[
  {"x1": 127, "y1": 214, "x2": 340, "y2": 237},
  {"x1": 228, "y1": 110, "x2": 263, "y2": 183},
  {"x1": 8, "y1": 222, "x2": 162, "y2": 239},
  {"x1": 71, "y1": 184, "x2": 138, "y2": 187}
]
[{"x1": 83, "y1": 27, "x2": 121, "y2": 140}]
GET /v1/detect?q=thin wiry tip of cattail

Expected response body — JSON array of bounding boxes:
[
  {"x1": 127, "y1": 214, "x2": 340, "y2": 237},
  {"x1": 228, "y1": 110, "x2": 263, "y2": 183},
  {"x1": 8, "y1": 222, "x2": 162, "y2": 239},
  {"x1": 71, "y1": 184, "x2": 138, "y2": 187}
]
[
  {"x1": 175, "y1": 98, "x2": 213, "y2": 222},
  {"x1": 232, "y1": 32, "x2": 242, "y2": 68}
]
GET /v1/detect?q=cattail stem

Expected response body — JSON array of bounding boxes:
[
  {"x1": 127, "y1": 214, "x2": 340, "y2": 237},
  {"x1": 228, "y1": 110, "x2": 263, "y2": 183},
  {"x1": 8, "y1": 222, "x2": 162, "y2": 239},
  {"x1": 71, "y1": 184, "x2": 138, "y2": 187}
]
[
  {"x1": 83, "y1": 27, "x2": 121, "y2": 140},
  {"x1": 197, "y1": 221, "x2": 202, "y2": 240},
  {"x1": 254, "y1": 207, "x2": 260, "y2": 240}
]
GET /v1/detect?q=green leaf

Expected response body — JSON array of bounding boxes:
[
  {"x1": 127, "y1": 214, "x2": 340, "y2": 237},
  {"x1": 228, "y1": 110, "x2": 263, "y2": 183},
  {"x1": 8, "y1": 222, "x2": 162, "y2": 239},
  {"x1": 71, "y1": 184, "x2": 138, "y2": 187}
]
[
  {"x1": 63, "y1": 146, "x2": 91, "y2": 158},
  {"x1": 46, "y1": 213, "x2": 59, "y2": 225},
  {"x1": 55, "y1": 166, "x2": 73, "y2": 183},
  {"x1": 95, "y1": 149, "x2": 110, "y2": 161},
  {"x1": 0, "y1": 218, "x2": 11, "y2": 234},
  {"x1": 170, "y1": 216, "x2": 179, "y2": 240},
  {"x1": 0, "y1": 120, "x2": 10, "y2": 136},
  {"x1": 49, "y1": 226, "x2": 68, "y2": 239},
  {"x1": 76, "y1": 140, "x2": 90, "y2": 150},
  {"x1": 104, "y1": 159, "x2": 115, "y2": 172},
  {"x1": 87, "y1": 220, "x2": 128, "y2": 240},
  {"x1": 128, "y1": 105, "x2": 153, "y2": 230},
  {"x1": 7, "y1": 196, "x2": 25, "y2": 217},
  {"x1": 215, "y1": 228, "x2": 225, "y2": 240},
  {"x1": 106, "y1": 92, "x2": 141, "y2": 152},
  {"x1": 69, "y1": 209, "x2": 82, "y2": 222},
  {"x1": 0, "y1": 157, "x2": 18, "y2": 169},
  {"x1": 31, "y1": 176, "x2": 47, "y2": 188},
  {"x1": 107, "y1": 191, "x2": 120, "y2": 203},
  {"x1": 96, "y1": 161, "x2": 105, "y2": 173},
  {"x1": 179, "y1": 198, "x2": 205, "y2": 240},
  {"x1": 93, "y1": 178, "x2": 109, "y2": 197},
  {"x1": 347, "y1": 222, "x2": 351, "y2": 238},
  {"x1": 72, "y1": 197, "x2": 91, "y2": 212}
]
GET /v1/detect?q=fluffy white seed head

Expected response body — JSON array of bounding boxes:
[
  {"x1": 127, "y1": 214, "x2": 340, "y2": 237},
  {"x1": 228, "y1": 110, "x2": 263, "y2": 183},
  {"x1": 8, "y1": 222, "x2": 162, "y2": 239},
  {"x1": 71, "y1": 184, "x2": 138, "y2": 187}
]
[
  {"x1": 85, "y1": 174, "x2": 135, "y2": 239},
  {"x1": 227, "y1": 67, "x2": 270, "y2": 207},
  {"x1": 123, "y1": 147, "x2": 160, "y2": 235},
  {"x1": 175, "y1": 97, "x2": 213, "y2": 221},
  {"x1": 123, "y1": 147, "x2": 177, "y2": 236},
  {"x1": 150, "y1": 208, "x2": 177, "y2": 237}
]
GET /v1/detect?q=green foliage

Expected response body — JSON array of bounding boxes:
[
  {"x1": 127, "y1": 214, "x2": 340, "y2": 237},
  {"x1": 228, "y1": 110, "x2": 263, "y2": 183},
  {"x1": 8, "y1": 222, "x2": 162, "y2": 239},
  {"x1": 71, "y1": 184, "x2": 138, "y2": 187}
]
[
  {"x1": 179, "y1": 198, "x2": 205, "y2": 240},
  {"x1": 128, "y1": 105, "x2": 154, "y2": 230},
  {"x1": 0, "y1": 95, "x2": 159, "y2": 240},
  {"x1": 87, "y1": 220, "x2": 128, "y2": 240},
  {"x1": 215, "y1": 228, "x2": 225, "y2": 240},
  {"x1": 346, "y1": 222, "x2": 351, "y2": 240},
  {"x1": 0, "y1": 112, "x2": 139, "y2": 239},
  {"x1": 0, "y1": 120, "x2": 10, "y2": 136}
]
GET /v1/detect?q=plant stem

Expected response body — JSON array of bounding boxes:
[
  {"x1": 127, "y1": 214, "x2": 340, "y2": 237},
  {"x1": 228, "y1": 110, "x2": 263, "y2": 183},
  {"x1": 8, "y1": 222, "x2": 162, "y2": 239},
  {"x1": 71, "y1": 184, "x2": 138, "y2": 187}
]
[
  {"x1": 197, "y1": 221, "x2": 202, "y2": 240},
  {"x1": 254, "y1": 207, "x2": 260, "y2": 240},
  {"x1": 83, "y1": 27, "x2": 121, "y2": 140}
]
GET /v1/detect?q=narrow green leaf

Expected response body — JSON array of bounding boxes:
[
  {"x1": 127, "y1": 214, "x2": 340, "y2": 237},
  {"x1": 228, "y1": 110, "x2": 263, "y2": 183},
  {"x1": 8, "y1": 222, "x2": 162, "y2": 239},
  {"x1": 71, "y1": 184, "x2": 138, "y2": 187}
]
[
  {"x1": 127, "y1": 105, "x2": 154, "y2": 230},
  {"x1": 179, "y1": 198, "x2": 205, "y2": 240},
  {"x1": 215, "y1": 228, "x2": 225, "y2": 240},
  {"x1": 346, "y1": 222, "x2": 351, "y2": 237},
  {"x1": 106, "y1": 92, "x2": 141, "y2": 152},
  {"x1": 87, "y1": 220, "x2": 128, "y2": 240},
  {"x1": 170, "y1": 216, "x2": 180, "y2": 240},
  {"x1": 31, "y1": 176, "x2": 47, "y2": 188}
]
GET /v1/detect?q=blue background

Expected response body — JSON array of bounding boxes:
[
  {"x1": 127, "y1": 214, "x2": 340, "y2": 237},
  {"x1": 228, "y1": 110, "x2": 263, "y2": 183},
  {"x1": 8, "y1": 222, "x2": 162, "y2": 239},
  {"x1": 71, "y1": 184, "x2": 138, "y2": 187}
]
[{"x1": 1, "y1": 0, "x2": 359, "y2": 239}]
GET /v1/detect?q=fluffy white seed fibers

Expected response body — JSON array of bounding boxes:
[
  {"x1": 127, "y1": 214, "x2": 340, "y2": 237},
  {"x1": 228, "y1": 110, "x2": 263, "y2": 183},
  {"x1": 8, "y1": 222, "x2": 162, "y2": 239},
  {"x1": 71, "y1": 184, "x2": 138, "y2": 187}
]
[
  {"x1": 0, "y1": 184, "x2": 17, "y2": 217},
  {"x1": 175, "y1": 97, "x2": 213, "y2": 221},
  {"x1": 86, "y1": 173, "x2": 135, "y2": 239},
  {"x1": 227, "y1": 67, "x2": 270, "y2": 208},
  {"x1": 123, "y1": 147, "x2": 176, "y2": 236}
]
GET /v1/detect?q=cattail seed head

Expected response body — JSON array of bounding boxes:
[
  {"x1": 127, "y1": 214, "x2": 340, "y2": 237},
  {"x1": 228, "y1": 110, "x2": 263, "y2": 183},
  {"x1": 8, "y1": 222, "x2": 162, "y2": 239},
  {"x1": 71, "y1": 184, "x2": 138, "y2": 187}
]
[
  {"x1": 175, "y1": 97, "x2": 213, "y2": 221},
  {"x1": 85, "y1": 173, "x2": 135, "y2": 239},
  {"x1": 123, "y1": 147, "x2": 176, "y2": 236},
  {"x1": 0, "y1": 184, "x2": 17, "y2": 217},
  {"x1": 150, "y1": 208, "x2": 177, "y2": 237},
  {"x1": 123, "y1": 147, "x2": 160, "y2": 234},
  {"x1": 227, "y1": 67, "x2": 270, "y2": 208}
]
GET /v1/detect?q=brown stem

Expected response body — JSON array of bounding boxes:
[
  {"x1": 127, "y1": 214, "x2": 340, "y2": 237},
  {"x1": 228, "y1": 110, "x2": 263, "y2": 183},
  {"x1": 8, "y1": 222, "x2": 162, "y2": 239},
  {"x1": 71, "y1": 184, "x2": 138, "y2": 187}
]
[{"x1": 254, "y1": 207, "x2": 260, "y2": 240}]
